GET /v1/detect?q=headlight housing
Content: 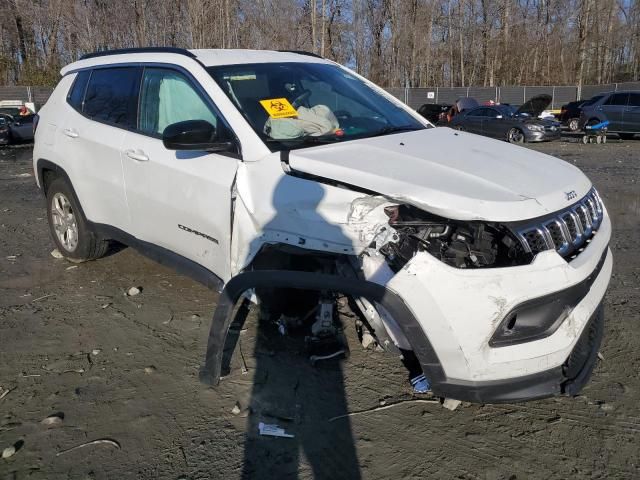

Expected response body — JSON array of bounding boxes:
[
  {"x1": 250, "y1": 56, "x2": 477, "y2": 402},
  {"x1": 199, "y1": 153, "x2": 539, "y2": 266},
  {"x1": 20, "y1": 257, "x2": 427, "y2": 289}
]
[
  {"x1": 526, "y1": 124, "x2": 544, "y2": 132},
  {"x1": 379, "y1": 205, "x2": 531, "y2": 271}
]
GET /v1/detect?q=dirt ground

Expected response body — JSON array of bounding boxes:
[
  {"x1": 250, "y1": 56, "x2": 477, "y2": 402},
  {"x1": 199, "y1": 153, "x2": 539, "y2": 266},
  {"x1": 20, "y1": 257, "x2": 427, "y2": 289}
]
[{"x1": 0, "y1": 137, "x2": 639, "y2": 480}]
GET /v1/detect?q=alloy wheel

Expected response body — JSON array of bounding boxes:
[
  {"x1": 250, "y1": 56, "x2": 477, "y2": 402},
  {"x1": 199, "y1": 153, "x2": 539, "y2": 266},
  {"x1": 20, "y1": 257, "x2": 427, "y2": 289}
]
[
  {"x1": 51, "y1": 192, "x2": 79, "y2": 252},
  {"x1": 508, "y1": 128, "x2": 524, "y2": 143}
]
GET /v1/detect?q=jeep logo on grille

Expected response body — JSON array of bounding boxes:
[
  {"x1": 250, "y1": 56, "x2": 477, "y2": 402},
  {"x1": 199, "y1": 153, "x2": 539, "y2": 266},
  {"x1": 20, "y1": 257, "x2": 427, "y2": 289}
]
[{"x1": 565, "y1": 190, "x2": 577, "y2": 201}]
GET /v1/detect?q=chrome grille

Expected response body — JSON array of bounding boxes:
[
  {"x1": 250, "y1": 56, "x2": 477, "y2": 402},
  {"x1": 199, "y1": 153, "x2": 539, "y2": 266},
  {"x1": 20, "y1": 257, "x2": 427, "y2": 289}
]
[{"x1": 515, "y1": 188, "x2": 604, "y2": 259}]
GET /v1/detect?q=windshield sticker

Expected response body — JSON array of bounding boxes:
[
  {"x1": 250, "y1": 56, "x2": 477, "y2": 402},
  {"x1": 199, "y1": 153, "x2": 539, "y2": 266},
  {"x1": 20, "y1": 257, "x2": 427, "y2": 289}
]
[{"x1": 259, "y1": 98, "x2": 298, "y2": 118}]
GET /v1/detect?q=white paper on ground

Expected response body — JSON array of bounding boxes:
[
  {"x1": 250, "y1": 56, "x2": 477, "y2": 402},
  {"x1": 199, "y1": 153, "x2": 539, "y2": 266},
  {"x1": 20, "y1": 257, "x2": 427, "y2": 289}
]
[{"x1": 258, "y1": 422, "x2": 294, "y2": 438}]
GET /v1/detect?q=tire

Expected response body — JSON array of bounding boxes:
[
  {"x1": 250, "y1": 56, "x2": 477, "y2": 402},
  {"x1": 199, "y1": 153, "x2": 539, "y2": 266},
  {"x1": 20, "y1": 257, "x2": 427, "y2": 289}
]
[
  {"x1": 618, "y1": 133, "x2": 636, "y2": 140},
  {"x1": 46, "y1": 176, "x2": 109, "y2": 262},
  {"x1": 507, "y1": 128, "x2": 525, "y2": 144},
  {"x1": 568, "y1": 118, "x2": 580, "y2": 131}
]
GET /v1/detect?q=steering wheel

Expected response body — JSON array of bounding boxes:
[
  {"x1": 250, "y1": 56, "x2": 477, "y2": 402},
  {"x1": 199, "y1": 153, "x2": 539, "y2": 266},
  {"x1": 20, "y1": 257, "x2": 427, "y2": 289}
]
[{"x1": 291, "y1": 90, "x2": 311, "y2": 108}]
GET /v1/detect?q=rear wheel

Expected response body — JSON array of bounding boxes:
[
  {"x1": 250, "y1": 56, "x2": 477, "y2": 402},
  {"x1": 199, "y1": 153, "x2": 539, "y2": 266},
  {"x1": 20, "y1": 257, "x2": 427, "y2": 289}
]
[
  {"x1": 507, "y1": 128, "x2": 525, "y2": 144},
  {"x1": 618, "y1": 133, "x2": 636, "y2": 140},
  {"x1": 46, "y1": 176, "x2": 109, "y2": 262}
]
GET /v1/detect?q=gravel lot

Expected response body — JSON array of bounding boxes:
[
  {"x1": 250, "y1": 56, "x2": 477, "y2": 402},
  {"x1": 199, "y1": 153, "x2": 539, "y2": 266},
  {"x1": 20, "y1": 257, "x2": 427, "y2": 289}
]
[{"x1": 1, "y1": 138, "x2": 639, "y2": 479}]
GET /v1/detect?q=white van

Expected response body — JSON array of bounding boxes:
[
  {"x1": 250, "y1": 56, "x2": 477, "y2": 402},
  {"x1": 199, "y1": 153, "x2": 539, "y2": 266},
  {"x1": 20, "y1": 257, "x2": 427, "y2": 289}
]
[{"x1": 33, "y1": 48, "x2": 612, "y2": 403}]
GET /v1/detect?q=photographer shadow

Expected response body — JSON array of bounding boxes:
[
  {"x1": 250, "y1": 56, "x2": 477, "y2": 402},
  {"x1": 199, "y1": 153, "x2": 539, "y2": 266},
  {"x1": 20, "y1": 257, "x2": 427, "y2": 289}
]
[{"x1": 233, "y1": 177, "x2": 362, "y2": 479}]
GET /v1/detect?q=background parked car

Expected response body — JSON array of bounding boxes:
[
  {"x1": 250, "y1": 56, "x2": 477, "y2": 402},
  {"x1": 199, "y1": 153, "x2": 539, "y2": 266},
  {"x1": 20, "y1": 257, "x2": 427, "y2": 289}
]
[
  {"x1": 449, "y1": 95, "x2": 561, "y2": 143},
  {"x1": 579, "y1": 91, "x2": 640, "y2": 140},
  {"x1": 0, "y1": 113, "x2": 35, "y2": 143},
  {"x1": 416, "y1": 103, "x2": 451, "y2": 124},
  {"x1": 0, "y1": 117, "x2": 9, "y2": 145},
  {"x1": 559, "y1": 95, "x2": 603, "y2": 131}
]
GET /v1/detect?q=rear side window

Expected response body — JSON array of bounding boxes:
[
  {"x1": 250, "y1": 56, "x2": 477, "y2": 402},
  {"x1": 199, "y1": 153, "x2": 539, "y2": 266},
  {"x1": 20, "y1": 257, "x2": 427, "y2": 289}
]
[
  {"x1": 67, "y1": 70, "x2": 90, "y2": 112},
  {"x1": 466, "y1": 108, "x2": 484, "y2": 117},
  {"x1": 627, "y1": 93, "x2": 640, "y2": 107},
  {"x1": 84, "y1": 67, "x2": 142, "y2": 128},
  {"x1": 604, "y1": 93, "x2": 629, "y2": 106}
]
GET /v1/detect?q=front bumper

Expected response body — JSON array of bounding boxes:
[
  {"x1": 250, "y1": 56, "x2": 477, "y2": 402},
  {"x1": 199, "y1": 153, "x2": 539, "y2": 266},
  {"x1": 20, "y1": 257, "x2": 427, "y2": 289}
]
[
  {"x1": 386, "y1": 211, "x2": 612, "y2": 402},
  {"x1": 432, "y1": 302, "x2": 604, "y2": 403},
  {"x1": 525, "y1": 128, "x2": 561, "y2": 142}
]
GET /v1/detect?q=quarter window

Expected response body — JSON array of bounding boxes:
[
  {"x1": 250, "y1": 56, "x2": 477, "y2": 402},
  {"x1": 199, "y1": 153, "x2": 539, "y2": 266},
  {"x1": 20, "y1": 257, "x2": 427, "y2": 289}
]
[
  {"x1": 138, "y1": 68, "x2": 219, "y2": 136},
  {"x1": 83, "y1": 67, "x2": 142, "y2": 128},
  {"x1": 627, "y1": 93, "x2": 640, "y2": 107},
  {"x1": 604, "y1": 93, "x2": 629, "y2": 106},
  {"x1": 67, "y1": 70, "x2": 90, "y2": 112}
]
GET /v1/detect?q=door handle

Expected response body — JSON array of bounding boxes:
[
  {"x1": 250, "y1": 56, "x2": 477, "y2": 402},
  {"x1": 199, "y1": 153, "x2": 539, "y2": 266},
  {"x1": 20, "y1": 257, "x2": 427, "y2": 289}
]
[
  {"x1": 63, "y1": 128, "x2": 78, "y2": 138},
  {"x1": 124, "y1": 149, "x2": 149, "y2": 162}
]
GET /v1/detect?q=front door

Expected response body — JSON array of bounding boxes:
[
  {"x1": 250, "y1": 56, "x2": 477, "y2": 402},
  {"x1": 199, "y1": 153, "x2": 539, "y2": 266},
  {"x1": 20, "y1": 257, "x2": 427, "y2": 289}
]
[
  {"x1": 479, "y1": 107, "x2": 504, "y2": 138},
  {"x1": 120, "y1": 66, "x2": 239, "y2": 281}
]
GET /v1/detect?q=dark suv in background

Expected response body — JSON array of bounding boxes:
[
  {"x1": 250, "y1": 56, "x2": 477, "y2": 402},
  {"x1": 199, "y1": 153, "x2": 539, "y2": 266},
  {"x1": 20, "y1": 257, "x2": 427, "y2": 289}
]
[
  {"x1": 559, "y1": 96, "x2": 603, "y2": 131},
  {"x1": 579, "y1": 91, "x2": 640, "y2": 139}
]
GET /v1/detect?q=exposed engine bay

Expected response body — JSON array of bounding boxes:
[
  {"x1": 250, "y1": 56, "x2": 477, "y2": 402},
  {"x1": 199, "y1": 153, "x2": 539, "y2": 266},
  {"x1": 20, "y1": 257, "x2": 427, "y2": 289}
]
[{"x1": 377, "y1": 204, "x2": 528, "y2": 271}]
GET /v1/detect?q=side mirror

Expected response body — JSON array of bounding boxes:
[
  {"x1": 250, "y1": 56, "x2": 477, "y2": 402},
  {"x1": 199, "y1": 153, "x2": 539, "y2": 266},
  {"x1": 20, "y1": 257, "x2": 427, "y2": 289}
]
[{"x1": 162, "y1": 120, "x2": 234, "y2": 153}]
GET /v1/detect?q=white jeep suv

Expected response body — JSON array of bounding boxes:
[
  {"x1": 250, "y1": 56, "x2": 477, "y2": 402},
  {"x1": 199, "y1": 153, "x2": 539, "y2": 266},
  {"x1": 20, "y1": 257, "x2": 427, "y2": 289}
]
[{"x1": 33, "y1": 48, "x2": 612, "y2": 403}]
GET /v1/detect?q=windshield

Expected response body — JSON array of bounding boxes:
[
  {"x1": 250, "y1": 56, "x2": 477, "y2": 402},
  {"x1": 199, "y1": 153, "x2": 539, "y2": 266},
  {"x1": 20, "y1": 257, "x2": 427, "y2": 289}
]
[{"x1": 207, "y1": 62, "x2": 426, "y2": 151}]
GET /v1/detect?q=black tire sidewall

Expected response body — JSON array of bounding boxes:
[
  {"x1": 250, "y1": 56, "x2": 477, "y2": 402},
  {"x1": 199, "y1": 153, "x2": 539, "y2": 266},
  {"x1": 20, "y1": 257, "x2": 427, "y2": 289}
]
[{"x1": 46, "y1": 177, "x2": 95, "y2": 262}]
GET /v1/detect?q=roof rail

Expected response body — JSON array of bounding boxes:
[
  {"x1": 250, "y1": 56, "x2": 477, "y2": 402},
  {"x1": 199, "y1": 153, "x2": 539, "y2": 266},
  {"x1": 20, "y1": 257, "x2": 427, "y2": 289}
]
[
  {"x1": 80, "y1": 47, "x2": 196, "y2": 61},
  {"x1": 277, "y1": 50, "x2": 324, "y2": 59}
]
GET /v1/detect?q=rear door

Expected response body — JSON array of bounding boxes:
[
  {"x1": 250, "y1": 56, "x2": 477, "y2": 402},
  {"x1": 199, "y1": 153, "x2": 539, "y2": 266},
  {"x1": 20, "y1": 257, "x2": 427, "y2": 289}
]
[
  {"x1": 58, "y1": 67, "x2": 141, "y2": 232},
  {"x1": 600, "y1": 93, "x2": 629, "y2": 131},
  {"x1": 461, "y1": 108, "x2": 484, "y2": 134},
  {"x1": 120, "y1": 66, "x2": 239, "y2": 281},
  {"x1": 622, "y1": 92, "x2": 640, "y2": 133}
]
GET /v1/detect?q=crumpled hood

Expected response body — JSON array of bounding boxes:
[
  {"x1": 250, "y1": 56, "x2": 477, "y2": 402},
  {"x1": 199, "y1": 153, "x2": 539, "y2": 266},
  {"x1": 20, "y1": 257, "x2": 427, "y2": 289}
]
[{"x1": 287, "y1": 127, "x2": 592, "y2": 221}]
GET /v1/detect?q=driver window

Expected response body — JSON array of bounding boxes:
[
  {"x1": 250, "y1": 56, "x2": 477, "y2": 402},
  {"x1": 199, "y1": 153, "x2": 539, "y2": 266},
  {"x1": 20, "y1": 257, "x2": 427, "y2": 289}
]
[{"x1": 138, "y1": 68, "x2": 218, "y2": 136}]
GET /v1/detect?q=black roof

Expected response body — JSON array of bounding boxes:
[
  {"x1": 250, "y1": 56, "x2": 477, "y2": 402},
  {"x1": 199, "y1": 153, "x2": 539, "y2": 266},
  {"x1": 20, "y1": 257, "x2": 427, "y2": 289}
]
[
  {"x1": 277, "y1": 50, "x2": 323, "y2": 59},
  {"x1": 80, "y1": 47, "x2": 196, "y2": 61}
]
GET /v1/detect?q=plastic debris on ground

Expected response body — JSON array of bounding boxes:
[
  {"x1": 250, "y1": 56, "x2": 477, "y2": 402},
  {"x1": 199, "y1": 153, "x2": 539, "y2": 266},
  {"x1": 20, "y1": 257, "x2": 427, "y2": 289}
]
[{"x1": 258, "y1": 422, "x2": 294, "y2": 438}]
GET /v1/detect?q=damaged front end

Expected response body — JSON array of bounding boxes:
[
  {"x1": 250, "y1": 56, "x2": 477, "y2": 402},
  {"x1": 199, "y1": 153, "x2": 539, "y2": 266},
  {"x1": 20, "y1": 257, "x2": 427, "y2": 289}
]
[{"x1": 376, "y1": 203, "x2": 531, "y2": 271}]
